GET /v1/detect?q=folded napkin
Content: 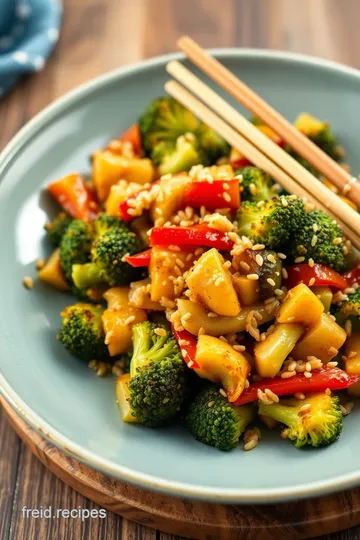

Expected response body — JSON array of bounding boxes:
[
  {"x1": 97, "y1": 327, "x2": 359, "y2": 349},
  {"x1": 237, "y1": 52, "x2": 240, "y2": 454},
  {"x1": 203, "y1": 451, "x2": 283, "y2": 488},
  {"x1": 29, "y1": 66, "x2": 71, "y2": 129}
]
[{"x1": 0, "y1": 0, "x2": 62, "y2": 97}]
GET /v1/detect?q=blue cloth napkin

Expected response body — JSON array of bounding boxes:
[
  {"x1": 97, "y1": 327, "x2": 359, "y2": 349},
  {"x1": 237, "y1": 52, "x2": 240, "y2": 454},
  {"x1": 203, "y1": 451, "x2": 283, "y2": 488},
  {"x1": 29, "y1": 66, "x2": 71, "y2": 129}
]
[{"x1": 0, "y1": 0, "x2": 62, "y2": 97}]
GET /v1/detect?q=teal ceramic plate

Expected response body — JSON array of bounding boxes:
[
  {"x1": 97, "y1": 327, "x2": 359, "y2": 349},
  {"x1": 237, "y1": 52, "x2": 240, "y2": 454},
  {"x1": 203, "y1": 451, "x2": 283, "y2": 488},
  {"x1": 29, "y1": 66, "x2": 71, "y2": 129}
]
[{"x1": 0, "y1": 50, "x2": 359, "y2": 504}]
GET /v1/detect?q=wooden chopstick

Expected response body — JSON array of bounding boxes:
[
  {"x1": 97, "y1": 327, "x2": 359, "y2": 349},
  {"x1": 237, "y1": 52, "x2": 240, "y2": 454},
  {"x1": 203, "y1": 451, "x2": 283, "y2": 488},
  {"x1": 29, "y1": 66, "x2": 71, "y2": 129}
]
[
  {"x1": 166, "y1": 60, "x2": 360, "y2": 239},
  {"x1": 165, "y1": 79, "x2": 360, "y2": 249},
  {"x1": 177, "y1": 35, "x2": 360, "y2": 208}
]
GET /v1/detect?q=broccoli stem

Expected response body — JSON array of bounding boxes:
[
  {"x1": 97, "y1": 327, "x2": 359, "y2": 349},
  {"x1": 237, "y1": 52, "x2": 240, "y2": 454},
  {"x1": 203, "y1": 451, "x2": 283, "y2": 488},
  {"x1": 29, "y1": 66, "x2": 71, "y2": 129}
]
[
  {"x1": 72, "y1": 262, "x2": 104, "y2": 289},
  {"x1": 235, "y1": 405, "x2": 257, "y2": 429},
  {"x1": 258, "y1": 401, "x2": 298, "y2": 427}
]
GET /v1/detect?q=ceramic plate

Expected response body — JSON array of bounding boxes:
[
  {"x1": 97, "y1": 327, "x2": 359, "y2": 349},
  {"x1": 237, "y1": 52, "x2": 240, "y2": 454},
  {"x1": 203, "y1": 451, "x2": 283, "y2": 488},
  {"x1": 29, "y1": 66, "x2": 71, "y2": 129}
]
[{"x1": 0, "y1": 50, "x2": 359, "y2": 504}]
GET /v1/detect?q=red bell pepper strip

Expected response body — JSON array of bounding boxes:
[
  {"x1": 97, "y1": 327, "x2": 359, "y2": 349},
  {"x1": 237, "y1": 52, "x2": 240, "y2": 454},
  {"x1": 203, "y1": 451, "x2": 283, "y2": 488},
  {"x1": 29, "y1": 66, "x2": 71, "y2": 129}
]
[
  {"x1": 183, "y1": 178, "x2": 240, "y2": 210},
  {"x1": 234, "y1": 367, "x2": 359, "y2": 406},
  {"x1": 230, "y1": 155, "x2": 252, "y2": 169},
  {"x1": 171, "y1": 325, "x2": 200, "y2": 369},
  {"x1": 342, "y1": 265, "x2": 360, "y2": 287},
  {"x1": 125, "y1": 249, "x2": 152, "y2": 267},
  {"x1": 150, "y1": 226, "x2": 234, "y2": 251},
  {"x1": 106, "y1": 124, "x2": 142, "y2": 156},
  {"x1": 285, "y1": 263, "x2": 347, "y2": 290},
  {"x1": 48, "y1": 173, "x2": 99, "y2": 222}
]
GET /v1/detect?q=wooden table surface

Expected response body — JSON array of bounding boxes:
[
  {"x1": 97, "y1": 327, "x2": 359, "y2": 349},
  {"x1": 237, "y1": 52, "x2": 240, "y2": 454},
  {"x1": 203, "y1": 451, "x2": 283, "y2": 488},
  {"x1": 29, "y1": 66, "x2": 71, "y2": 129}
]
[{"x1": 1, "y1": 0, "x2": 360, "y2": 538}]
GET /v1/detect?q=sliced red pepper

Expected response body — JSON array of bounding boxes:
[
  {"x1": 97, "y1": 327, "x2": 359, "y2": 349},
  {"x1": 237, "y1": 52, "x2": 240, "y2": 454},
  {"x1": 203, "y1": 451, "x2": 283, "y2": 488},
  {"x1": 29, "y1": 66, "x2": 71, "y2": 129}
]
[
  {"x1": 342, "y1": 265, "x2": 360, "y2": 287},
  {"x1": 183, "y1": 178, "x2": 240, "y2": 210},
  {"x1": 171, "y1": 325, "x2": 200, "y2": 369},
  {"x1": 48, "y1": 173, "x2": 99, "y2": 222},
  {"x1": 125, "y1": 249, "x2": 152, "y2": 267},
  {"x1": 150, "y1": 225, "x2": 234, "y2": 251},
  {"x1": 235, "y1": 367, "x2": 359, "y2": 406},
  {"x1": 285, "y1": 263, "x2": 347, "y2": 290}
]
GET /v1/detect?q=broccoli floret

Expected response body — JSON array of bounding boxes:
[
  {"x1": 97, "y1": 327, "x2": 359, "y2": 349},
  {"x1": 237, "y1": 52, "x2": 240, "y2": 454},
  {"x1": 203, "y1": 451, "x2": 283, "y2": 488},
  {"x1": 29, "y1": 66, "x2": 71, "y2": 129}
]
[
  {"x1": 236, "y1": 196, "x2": 305, "y2": 250},
  {"x1": 139, "y1": 97, "x2": 229, "y2": 172},
  {"x1": 258, "y1": 392, "x2": 343, "y2": 448},
  {"x1": 45, "y1": 212, "x2": 73, "y2": 247},
  {"x1": 196, "y1": 122, "x2": 230, "y2": 163},
  {"x1": 287, "y1": 210, "x2": 346, "y2": 272},
  {"x1": 186, "y1": 385, "x2": 256, "y2": 451},
  {"x1": 72, "y1": 214, "x2": 143, "y2": 289},
  {"x1": 151, "y1": 137, "x2": 203, "y2": 176},
  {"x1": 236, "y1": 166, "x2": 276, "y2": 202},
  {"x1": 59, "y1": 303, "x2": 109, "y2": 361},
  {"x1": 139, "y1": 96, "x2": 200, "y2": 154},
  {"x1": 128, "y1": 321, "x2": 188, "y2": 427},
  {"x1": 333, "y1": 288, "x2": 360, "y2": 327},
  {"x1": 309, "y1": 127, "x2": 338, "y2": 160},
  {"x1": 59, "y1": 219, "x2": 93, "y2": 282}
]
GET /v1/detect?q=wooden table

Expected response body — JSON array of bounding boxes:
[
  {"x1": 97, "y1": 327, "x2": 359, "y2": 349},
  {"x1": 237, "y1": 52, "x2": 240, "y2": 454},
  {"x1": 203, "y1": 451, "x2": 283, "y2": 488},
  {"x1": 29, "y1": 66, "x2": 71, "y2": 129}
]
[{"x1": 1, "y1": 0, "x2": 360, "y2": 538}]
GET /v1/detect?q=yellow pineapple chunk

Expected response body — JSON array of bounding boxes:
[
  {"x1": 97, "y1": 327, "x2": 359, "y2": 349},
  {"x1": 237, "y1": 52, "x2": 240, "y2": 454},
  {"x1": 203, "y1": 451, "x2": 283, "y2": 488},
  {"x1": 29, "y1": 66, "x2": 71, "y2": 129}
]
[
  {"x1": 115, "y1": 374, "x2": 139, "y2": 423},
  {"x1": 38, "y1": 248, "x2": 69, "y2": 291},
  {"x1": 294, "y1": 113, "x2": 326, "y2": 135},
  {"x1": 186, "y1": 248, "x2": 240, "y2": 316},
  {"x1": 195, "y1": 335, "x2": 250, "y2": 402},
  {"x1": 254, "y1": 323, "x2": 304, "y2": 378},
  {"x1": 149, "y1": 247, "x2": 194, "y2": 302},
  {"x1": 177, "y1": 299, "x2": 274, "y2": 336},
  {"x1": 92, "y1": 151, "x2": 154, "y2": 201},
  {"x1": 105, "y1": 180, "x2": 143, "y2": 216},
  {"x1": 277, "y1": 284, "x2": 324, "y2": 326},
  {"x1": 232, "y1": 274, "x2": 260, "y2": 305},
  {"x1": 150, "y1": 173, "x2": 192, "y2": 224},
  {"x1": 292, "y1": 313, "x2": 346, "y2": 363}
]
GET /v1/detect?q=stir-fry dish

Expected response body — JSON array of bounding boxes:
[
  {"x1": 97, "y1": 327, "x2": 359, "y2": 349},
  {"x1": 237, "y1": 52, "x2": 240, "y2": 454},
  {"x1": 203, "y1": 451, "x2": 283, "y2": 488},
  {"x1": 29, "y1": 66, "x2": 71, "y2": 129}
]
[{"x1": 32, "y1": 97, "x2": 360, "y2": 452}]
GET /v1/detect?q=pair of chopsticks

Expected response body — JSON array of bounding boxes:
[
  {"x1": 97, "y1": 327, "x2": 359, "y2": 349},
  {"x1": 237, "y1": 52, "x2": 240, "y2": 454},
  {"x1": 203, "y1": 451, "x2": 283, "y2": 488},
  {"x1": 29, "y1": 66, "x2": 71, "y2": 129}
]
[{"x1": 164, "y1": 36, "x2": 360, "y2": 250}]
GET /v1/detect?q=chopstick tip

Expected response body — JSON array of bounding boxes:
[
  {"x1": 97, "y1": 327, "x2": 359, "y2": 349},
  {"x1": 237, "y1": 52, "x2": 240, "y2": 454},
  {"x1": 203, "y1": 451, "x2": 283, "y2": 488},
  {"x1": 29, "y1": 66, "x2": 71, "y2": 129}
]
[{"x1": 177, "y1": 35, "x2": 191, "y2": 50}]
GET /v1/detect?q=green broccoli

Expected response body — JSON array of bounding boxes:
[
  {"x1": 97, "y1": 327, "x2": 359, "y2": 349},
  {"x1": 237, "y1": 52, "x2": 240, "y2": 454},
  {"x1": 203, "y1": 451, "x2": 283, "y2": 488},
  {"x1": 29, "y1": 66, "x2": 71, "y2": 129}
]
[
  {"x1": 151, "y1": 136, "x2": 203, "y2": 176},
  {"x1": 258, "y1": 392, "x2": 343, "y2": 448},
  {"x1": 72, "y1": 214, "x2": 143, "y2": 289},
  {"x1": 236, "y1": 166, "x2": 276, "y2": 202},
  {"x1": 139, "y1": 97, "x2": 229, "y2": 173},
  {"x1": 128, "y1": 321, "x2": 188, "y2": 427},
  {"x1": 139, "y1": 96, "x2": 200, "y2": 153},
  {"x1": 59, "y1": 219, "x2": 93, "y2": 298},
  {"x1": 309, "y1": 126, "x2": 338, "y2": 160},
  {"x1": 333, "y1": 288, "x2": 360, "y2": 329},
  {"x1": 286, "y1": 210, "x2": 346, "y2": 272},
  {"x1": 196, "y1": 122, "x2": 230, "y2": 163},
  {"x1": 59, "y1": 303, "x2": 109, "y2": 361},
  {"x1": 236, "y1": 195, "x2": 305, "y2": 250},
  {"x1": 45, "y1": 212, "x2": 73, "y2": 247},
  {"x1": 186, "y1": 385, "x2": 256, "y2": 451}
]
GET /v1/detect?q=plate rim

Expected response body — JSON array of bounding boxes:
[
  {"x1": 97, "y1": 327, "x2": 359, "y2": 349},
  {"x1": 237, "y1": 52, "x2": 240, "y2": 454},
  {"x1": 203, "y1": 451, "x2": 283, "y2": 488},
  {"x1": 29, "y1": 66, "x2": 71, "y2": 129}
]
[{"x1": 1, "y1": 47, "x2": 360, "y2": 504}]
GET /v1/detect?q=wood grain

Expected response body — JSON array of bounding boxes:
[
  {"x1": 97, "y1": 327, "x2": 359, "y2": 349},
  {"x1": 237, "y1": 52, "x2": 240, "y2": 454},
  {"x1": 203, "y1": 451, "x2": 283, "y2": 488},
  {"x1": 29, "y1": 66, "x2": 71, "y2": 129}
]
[{"x1": 1, "y1": 0, "x2": 360, "y2": 539}]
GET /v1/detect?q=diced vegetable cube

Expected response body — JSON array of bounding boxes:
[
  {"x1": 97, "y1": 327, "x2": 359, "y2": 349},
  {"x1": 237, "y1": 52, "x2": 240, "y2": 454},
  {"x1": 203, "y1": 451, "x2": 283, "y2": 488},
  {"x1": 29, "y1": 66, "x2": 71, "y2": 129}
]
[
  {"x1": 150, "y1": 174, "x2": 192, "y2": 224},
  {"x1": 38, "y1": 248, "x2": 70, "y2": 291},
  {"x1": 128, "y1": 279, "x2": 164, "y2": 311},
  {"x1": 310, "y1": 286, "x2": 333, "y2": 312},
  {"x1": 195, "y1": 335, "x2": 250, "y2": 402},
  {"x1": 232, "y1": 274, "x2": 260, "y2": 305},
  {"x1": 292, "y1": 313, "x2": 346, "y2": 363},
  {"x1": 254, "y1": 323, "x2": 304, "y2": 378},
  {"x1": 149, "y1": 247, "x2": 194, "y2": 302},
  {"x1": 105, "y1": 181, "x2": 143, "y2": 216},
  {"x1": 277, "y1": 284, "x2": 324, "y2": 326},
  {"x1": 186, "y1": 248, "x2": 240, "y2": 316}
]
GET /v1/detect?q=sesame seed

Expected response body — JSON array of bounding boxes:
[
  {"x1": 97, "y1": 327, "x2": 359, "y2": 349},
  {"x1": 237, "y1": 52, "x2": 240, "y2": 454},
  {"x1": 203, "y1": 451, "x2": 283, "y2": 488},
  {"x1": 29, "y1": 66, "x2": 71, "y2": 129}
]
[
  {"x1": 219, "y1": 388, "x2": 227, "y2": 398},
  {"x1": 252, "y1": 244, "x2": 265, "y2": 251},
  {"x1": 267, "y1": 278, "x2": 276, "y2": 287},
  {"x1": 281, "y1": 371, "x2": 296, "y2": 379},
  {"x1": 281, "y1": 196, "x2": 288, "y2": 207},
  {"x1": 294, "y1": 392, "x2": 305, "y2": 400},
  {"x1": 274, "y1": 288, "x2": 284, "y2": 296},
  {"x1": 277, "y1": 252, "x2": 287, "y2": 260},
  {"x1": 345, "y1": 319, "x2": 352, "y2": 337},
  {"x1": 245, "y1": 379, "x2": 250, "y2": 388},
  {"x1": 23, "y1": 276, "x2": 33, "y2": 289},
  {"x1": 223, "y1": 182, "x2": 230, "y2": 190},
  {"x1": 181, "y1": 312, "x2": 192, "y2": 321},
  {"x1": 256, "y1": 254, "x2": 264, "y2": 266},
  {"x1": 207, "y1": 312, "x2": 218, "y2": 318},
  {"x1": 240, "y1": 261, "x2": 251, "y2": 272},
  {"x1": 294, "y1": 256, "x2": 305, "y2": 263},
  {"x1": 308, "y1": 277, "x2": 316, "y2": 286},
  {"x1": 312, "y1": 223, "x2": 319, "y2": 232},
  {"x1": 215, "y1": 276, "x2": 225, "y2": 286},
  {"x1": 223, "y1": 260, "x2": 232, "y2": 270},
  {"x1": 311, "y1": 235, "x2": 318, "y2": 247},
  {"x1": 304, "y1": 371, "x2": 312, "y2": 378},
  {"x1": 198, "y1": 326, "x2": 206, "y2": 336},
  {"x1": 327, "y1": 361, "x2": 338, "y2": 368},
  {"x1": 267, "y1": 254, "x2": 276, "y2": 264},
  {"x1": 247, "y1": 273, "x2": 259, "y2": 281},
  {"x1": 282, "y1": 268, "x2": 288, "y2": 279},
  {"x1": 223, "y1": 192, "x2": 231, "y2": 202},
  {"x1": 233, "y1": 344, "x2": 246, "y2": 352},
  {"x1": 208, "y1": 401, "x2": 215, "y2": 408},
  {"x1": 187, "y1": 360, "x2": 194, "y2": 368},
  {"x1": 333, "y1": 237, "x2": 343, "y2": 245},
  {"x1": 299, "y1": 403, "x2": 311, "y2": 413}
]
